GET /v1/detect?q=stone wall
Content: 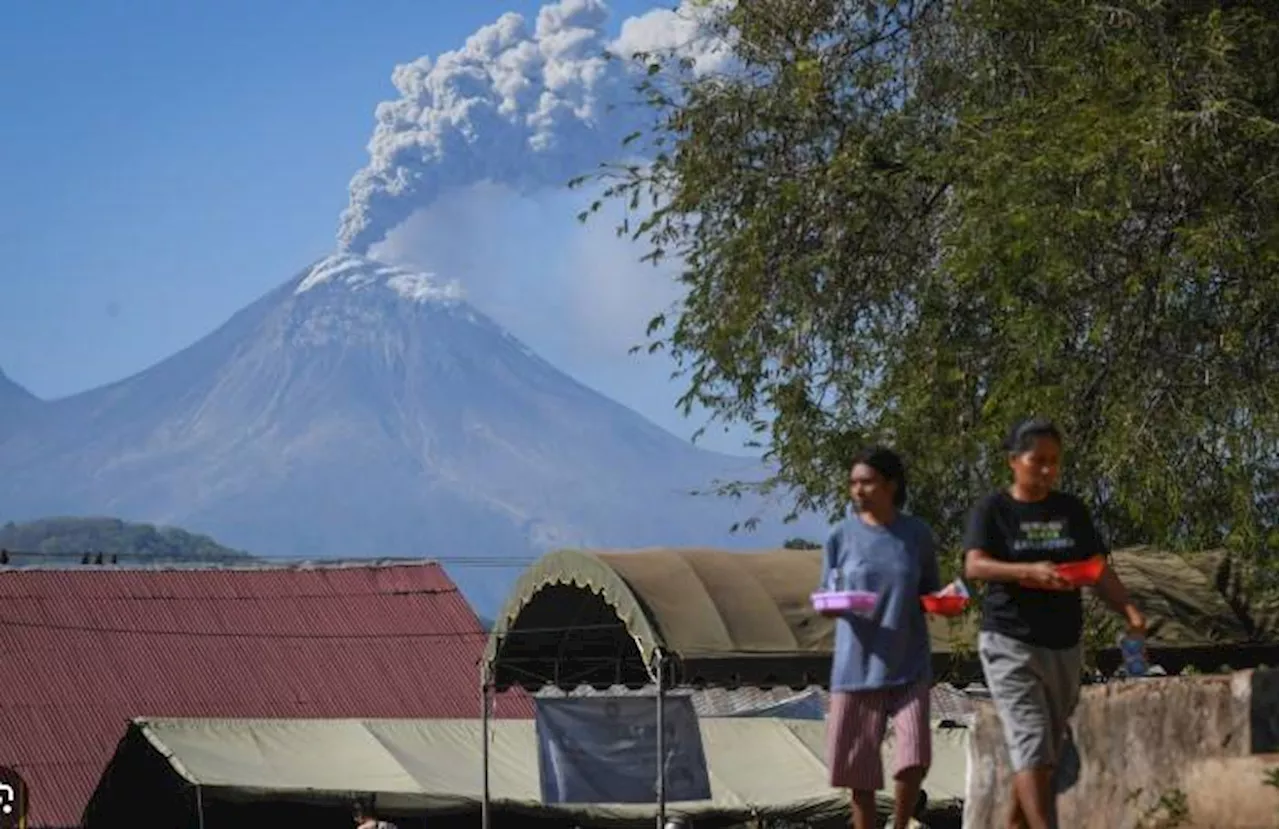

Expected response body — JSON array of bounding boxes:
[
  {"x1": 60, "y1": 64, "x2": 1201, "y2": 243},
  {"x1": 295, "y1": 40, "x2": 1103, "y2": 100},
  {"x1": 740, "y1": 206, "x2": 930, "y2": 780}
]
[{"x1": 963, "y1": 669, "x2": 1279, "y2": 828}]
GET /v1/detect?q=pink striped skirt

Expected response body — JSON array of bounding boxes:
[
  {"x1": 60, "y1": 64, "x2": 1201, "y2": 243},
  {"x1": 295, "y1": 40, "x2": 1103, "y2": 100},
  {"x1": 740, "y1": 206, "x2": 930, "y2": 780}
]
[{"x1": 826, "y1": 680, "x2": 931, "y2": 791}]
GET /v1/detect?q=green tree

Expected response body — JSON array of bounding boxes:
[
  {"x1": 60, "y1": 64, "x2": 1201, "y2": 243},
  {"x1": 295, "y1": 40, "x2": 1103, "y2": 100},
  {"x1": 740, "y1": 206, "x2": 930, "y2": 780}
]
[
  {"x1": 0, "y1": 516, "x2": 252, "y2": 563},
  {"x1": 584, "y1": 0, "x2": 1277, "y2": 579}
]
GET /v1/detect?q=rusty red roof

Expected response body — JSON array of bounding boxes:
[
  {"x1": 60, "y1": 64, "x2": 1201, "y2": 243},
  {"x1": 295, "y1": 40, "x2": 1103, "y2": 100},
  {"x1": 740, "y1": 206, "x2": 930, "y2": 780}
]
[{"x1": 0, "y1": 561, "x2": 530, "y2": 828}]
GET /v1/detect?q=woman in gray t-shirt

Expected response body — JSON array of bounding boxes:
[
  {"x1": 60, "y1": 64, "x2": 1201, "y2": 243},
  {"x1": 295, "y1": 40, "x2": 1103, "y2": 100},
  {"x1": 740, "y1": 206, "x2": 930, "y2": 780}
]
[{"x1": 822, "y1": 447, "x2": 941, "y2": 829}]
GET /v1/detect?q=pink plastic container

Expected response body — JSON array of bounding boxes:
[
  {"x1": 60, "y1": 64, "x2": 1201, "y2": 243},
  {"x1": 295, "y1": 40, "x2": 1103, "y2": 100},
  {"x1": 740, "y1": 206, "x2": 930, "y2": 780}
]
[{"x1": 811, "y1": 590, "x2": 879, "y2": 617}]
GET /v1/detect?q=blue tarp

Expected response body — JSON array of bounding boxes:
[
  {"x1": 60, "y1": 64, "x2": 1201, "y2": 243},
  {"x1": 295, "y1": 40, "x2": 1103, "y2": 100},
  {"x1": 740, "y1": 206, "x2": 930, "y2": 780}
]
[{"x1": 534, "y1": 696, "x2": 712, "y2": 804}]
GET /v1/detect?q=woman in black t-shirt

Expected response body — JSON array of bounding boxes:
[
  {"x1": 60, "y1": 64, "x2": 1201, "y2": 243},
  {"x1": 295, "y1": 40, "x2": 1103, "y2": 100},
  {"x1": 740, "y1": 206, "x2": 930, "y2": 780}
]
[{"x1": 963, "y1": 418, "x2": 1146, "y2": 829}]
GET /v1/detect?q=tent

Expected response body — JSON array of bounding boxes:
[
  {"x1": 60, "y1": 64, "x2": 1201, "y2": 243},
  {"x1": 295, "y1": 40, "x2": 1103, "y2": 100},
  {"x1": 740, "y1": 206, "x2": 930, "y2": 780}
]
[
  {"x1": 1095, "y1": 546, "x2": 1278, "y2": 673},
  {"x1": 1203, "y1": 549, "x2": 1279, "y2": 641},
  {"x1": 483, "y1": 546, "x2": 972, "y2": 692},
  {"x1": 484, "y1": 546, "x2": 1273, "y2": 692},
  {"x1": 471, "y1": 545, "x2": 1272, "y2": 826},
  {"x1": 84, "y1": 716, "x2": 971, "y2": 828}
]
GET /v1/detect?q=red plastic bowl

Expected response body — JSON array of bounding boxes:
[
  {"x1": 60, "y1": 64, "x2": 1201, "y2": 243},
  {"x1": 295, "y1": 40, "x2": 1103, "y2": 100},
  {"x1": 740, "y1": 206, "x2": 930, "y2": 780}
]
[
  {"x1": 920, "y1": 594, "x2": 968, "y2": 617},
  {"x1": 1056, "y1": 555, "x2": 1105, "y2": 586}
]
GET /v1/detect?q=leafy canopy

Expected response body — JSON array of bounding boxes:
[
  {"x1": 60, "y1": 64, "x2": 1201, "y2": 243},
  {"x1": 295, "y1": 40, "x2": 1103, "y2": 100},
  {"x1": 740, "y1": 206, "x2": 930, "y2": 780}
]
[{"x1": 581, "y1": 0, "x2": 1278, "y2": 576}]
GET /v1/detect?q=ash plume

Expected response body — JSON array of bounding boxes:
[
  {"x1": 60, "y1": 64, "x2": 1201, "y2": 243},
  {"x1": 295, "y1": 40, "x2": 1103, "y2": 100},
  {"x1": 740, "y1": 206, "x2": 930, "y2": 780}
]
[{"x1": 337, "y1": 0, "x2": 730, "y2": 254}]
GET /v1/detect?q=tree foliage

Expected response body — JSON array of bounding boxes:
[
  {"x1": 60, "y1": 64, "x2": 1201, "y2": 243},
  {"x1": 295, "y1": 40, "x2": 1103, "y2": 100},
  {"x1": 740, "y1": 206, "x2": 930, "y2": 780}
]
[{"x1": 585, "y1": 0, "x2": 1277, "y2": 576}]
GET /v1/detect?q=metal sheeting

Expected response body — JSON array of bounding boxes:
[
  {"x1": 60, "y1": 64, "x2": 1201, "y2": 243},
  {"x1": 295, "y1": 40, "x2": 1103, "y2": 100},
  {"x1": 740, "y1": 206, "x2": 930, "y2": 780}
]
[{"x1": 0, "y1": 561, "x2": 525, "y2": 828}]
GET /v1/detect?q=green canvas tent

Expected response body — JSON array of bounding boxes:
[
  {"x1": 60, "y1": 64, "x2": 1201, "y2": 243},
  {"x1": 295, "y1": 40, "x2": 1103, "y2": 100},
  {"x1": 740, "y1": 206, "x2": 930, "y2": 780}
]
[
  {"x1": 84, "y1": 716, "x2": 971, "y2": 828},
  {"x1": 484, "y1": 546, "x2": 1272, "y2": 691}
]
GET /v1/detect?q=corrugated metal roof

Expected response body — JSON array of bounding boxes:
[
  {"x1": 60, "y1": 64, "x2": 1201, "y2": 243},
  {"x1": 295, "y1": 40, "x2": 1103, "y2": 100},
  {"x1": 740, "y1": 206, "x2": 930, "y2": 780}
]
[
  {"x1": 0, "y1": 561, "x2": 528, "y2": 828},
  {"x1": 535, "y1": 682, "x2": 987, "y2": 724}
]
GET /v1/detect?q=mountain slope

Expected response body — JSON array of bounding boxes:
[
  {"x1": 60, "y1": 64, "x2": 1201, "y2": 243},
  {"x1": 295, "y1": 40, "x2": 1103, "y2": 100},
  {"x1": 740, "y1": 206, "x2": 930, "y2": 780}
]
[
  {"x1": 0, "y1": 254, "x2": 817, "y2": 612},
  {"x1": 0, "y1": 368, "x2": 41, "y2": 441}
]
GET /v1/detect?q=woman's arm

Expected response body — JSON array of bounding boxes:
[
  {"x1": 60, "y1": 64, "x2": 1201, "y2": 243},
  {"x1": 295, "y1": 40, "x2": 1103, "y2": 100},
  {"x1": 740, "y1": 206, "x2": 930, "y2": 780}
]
[
  {"x1": 964, "y1": 548, "x2": 1071, "y2": 589},
  {"x1": 1074, "y1": 497, "x2": 1146, "y2": 631},
  {"x1": 819, "y1": 528, "x2": 841, "y2": 591},
  {"x1": 1092, "y1": 562, "x2": 1147, "y2": 632},
  {"x1": 960, "y1": 497, "x2": 1067, "y2": 589},
  {"x1": 919, "y1": 530, "x2": 943, "y2": 595}
]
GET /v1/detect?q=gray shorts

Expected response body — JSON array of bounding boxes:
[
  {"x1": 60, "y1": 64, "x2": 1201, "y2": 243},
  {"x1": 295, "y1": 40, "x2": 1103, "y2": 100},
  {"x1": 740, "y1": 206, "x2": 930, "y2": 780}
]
[{"x1": 978, "y1": 630, "x2": 1082, "y2": 772}]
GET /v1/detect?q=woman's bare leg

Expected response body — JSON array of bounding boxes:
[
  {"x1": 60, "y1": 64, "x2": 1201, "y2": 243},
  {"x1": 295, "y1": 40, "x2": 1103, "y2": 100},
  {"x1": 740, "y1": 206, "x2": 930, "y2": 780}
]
[
  {"x1": 1004, "y1": 778, "x2": 1027, "y2": 828},
  {"x1": 891, "y1": 765, "x2": 926, "y2": 829},
  {"x1": 1012, "y1": 767, "x2": 1056, "y2": 829},
  {"x1": 850, "y1": 789, "x2": 878, "y2": 829}
]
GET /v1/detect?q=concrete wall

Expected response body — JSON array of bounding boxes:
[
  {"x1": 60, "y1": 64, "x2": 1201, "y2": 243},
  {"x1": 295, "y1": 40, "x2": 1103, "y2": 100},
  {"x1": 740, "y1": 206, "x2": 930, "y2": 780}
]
[{"x1": 963, "y1": 670, "x2": 1279, "y2": 828}]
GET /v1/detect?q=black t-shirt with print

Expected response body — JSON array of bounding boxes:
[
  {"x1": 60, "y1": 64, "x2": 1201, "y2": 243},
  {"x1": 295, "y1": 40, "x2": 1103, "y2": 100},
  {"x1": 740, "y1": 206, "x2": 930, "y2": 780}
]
[{"x1": 963, "y1": 490, "x2": 1107, "y2": 650}]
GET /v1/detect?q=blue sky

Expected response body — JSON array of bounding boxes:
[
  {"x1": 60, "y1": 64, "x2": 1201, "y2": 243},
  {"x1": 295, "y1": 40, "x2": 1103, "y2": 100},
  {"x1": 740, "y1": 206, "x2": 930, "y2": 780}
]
[{"x1": 0, "y1": 0, "x2": 753, "y2": 454}]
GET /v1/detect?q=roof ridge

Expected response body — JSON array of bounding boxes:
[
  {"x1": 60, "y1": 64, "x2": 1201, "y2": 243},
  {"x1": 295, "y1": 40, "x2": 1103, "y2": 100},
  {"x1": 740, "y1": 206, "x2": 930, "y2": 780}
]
[{"x1": 0, "y1": 557, "x2": 447, "y2": 572}]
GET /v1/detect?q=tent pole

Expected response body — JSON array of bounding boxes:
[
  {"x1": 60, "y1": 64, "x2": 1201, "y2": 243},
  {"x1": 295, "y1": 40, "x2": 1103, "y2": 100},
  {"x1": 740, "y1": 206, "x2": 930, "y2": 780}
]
[
  {"x1": 655, "y1": 648, "x2": 666, "y2": 829},
  {"x1": 481, "y1": 657, "x2": 492, "y2": 829},
  {"x1": 194, "y1": 783, "x2": 206, "y2": 829}
]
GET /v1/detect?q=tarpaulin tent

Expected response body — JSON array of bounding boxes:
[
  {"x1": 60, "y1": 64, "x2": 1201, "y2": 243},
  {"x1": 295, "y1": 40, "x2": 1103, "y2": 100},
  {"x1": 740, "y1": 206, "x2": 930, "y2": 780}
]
[
  {"x1": 1197, "y1": 549, "x2": 1279, "y2": 642},
  {"x1": 84, "y1": 716, "x2": 971, "y2": 828},
  {"x1": 476, "y1": 545, "x2": 1273, "y2": 827},
  {"x1": 1107, "y1": 546, "x2": 1259, "y2": 644},
  {"x1": 1097, "y1": 547, "x2": 1278, "y2": 673},
  {"x1": 483, "y1": 547, "x2": 973, "y2": 692},
  {"x1": 484, "y1": 546, "x2": 1273, "y2": 692}
]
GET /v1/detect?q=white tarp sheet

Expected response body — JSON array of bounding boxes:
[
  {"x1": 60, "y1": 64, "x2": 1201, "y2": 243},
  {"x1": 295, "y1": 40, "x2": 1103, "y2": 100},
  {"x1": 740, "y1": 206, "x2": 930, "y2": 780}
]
[{"x1": 127, "y1": 715, "x2": 970, "y2": 822}]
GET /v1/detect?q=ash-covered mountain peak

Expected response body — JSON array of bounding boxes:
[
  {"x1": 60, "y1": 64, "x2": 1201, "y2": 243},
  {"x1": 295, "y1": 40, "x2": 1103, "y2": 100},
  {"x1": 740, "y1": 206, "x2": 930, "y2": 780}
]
[
  {"x1": 0, "y1": 254, "x2": 820, "y2": 614},
  {"x1": 295, "y1": 252, "x2": 464, "y2": 304}
]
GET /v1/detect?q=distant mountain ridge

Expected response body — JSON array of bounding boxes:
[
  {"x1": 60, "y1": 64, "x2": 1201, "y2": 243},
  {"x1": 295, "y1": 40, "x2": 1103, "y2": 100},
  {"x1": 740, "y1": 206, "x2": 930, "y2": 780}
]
[
  {"x1": 0, "y1": 368, "x2": 41, "y2": 441},
  {"x1": 0, "y1": 516, "x2": 252, "y2": 563},
  {"x1": 0, "y1": 368, "x2": 37, "y2": 403},
  {"x1": 0, "y1": 253, "x2": 821, "y2": 613}
]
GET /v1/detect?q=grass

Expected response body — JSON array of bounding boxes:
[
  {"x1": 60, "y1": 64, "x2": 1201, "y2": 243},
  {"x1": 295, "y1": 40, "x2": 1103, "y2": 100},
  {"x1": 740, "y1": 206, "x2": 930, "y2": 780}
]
[{"x1": 1127, "y1": 787, "x2": 1191, "y2": 829}]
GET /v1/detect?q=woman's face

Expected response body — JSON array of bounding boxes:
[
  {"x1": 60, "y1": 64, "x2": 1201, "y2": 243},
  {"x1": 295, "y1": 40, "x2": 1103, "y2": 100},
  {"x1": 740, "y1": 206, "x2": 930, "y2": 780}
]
[
  {"x1": 849, "y1": 463, "x2": 895, "y2": 513},
  {"x1": 1009, "y1": 434, "x2": 1061, "y2": 495}
]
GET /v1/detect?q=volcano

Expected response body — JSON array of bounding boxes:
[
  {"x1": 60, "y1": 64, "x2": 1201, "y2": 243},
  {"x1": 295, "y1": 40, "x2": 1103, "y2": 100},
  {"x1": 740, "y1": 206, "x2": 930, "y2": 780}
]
[
  {"x1": 0, "y1": 254, "x2": 816, "y2": 611},
  {"x1": 0, "y1": 367, "x2": 41, "y2": 441}
]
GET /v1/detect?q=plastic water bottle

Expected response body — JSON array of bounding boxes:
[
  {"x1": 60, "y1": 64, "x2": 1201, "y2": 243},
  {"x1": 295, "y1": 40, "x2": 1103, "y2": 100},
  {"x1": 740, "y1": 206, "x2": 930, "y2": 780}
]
[
  {"x1": 1118, "y1": 631, "x2": 1148, "y2": 678},
  {"x1": 830, "y1": 568, "x2": 845, "y2": 592}
]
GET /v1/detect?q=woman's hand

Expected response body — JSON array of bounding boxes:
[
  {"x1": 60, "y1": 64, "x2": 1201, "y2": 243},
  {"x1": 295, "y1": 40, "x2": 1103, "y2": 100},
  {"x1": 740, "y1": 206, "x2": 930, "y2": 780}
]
[{"x1": 1020, "y1": 561, "x2": 1072, "y2": 591}]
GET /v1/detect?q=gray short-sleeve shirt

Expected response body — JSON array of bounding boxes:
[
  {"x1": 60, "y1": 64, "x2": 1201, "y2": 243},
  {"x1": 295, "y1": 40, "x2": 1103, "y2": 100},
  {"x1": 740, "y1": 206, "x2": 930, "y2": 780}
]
[{"x1": 822, "y1": 513, "x2": 941, "y2": 692}]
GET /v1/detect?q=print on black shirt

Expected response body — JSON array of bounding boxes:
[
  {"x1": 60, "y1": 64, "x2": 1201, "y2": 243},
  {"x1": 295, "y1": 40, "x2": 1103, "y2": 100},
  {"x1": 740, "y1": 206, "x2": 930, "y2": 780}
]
[{"x1": 963, "y1": 491, "x2": 1106, "y2": 650}]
